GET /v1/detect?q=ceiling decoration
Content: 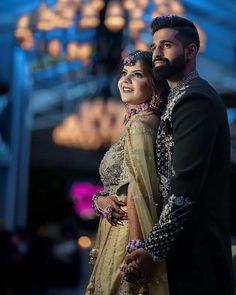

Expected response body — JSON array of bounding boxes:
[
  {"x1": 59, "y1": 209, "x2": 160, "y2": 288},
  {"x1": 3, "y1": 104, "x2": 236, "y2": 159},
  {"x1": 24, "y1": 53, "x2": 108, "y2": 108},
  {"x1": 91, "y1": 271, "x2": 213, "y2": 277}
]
[
  {"x1": 15, "y1": 0, "x2": 206, "y2": 61},
  {"x1": 52, "y1": 98, "x2": 126, "y2": 150}
]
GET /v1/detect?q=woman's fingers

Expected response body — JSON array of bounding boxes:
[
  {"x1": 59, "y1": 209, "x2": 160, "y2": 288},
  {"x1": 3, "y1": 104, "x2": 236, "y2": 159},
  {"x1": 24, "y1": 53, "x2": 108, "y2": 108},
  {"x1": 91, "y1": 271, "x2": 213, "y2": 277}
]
[
  {"x1": 112, "y1": 211, "x2": 125, "y2": 219},
  {"x1": 110, "y1": 195, "x2": 126, "y2": 206},
  {"x1": 100, "y1": 195, "x2": 128, "y2": 225}
]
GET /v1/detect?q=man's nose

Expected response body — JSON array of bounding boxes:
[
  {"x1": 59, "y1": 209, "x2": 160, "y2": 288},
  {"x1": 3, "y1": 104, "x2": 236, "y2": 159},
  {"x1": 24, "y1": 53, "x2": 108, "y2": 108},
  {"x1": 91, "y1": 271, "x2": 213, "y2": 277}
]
[{"x1": 153, "y1": 47, "x2": 163, "y2": 59}]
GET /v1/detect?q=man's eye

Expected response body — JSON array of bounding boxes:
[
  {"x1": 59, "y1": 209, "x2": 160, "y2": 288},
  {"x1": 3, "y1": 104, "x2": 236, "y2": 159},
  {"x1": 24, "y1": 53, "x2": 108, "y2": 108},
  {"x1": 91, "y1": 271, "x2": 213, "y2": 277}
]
[{"x1": 164, "y1": 43, "x2": 171, "y2": 48}]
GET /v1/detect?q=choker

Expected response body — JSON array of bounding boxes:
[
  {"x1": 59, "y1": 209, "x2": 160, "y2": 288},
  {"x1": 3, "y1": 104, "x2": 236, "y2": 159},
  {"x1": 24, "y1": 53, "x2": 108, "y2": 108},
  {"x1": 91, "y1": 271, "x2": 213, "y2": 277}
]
[{"x1": 123, "y1": 94, "x2": 165, "y2": 125}]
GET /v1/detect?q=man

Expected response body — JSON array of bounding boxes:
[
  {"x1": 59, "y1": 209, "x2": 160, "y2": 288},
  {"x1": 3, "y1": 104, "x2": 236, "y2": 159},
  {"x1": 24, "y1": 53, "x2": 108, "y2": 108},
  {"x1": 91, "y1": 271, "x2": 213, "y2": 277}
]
[{"x1": 126, "y1": 15, "x2": 234, "y2": 294}]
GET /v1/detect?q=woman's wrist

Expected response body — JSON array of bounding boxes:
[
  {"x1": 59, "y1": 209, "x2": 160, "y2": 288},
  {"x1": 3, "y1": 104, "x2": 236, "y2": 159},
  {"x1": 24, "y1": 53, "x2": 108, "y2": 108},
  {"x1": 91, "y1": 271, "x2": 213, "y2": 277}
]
[
  {"x1": 92, "y1": 192, "x2": 105, "y2": 216},
  {"x1": 126, "y1": 239, "x2": 145, "y2": 253},
  {"x1": 120, "y1": 239, "x2": 145, "y2": 282},
  {"x1": 92, "y1": 192, "x2": 114, "y2": 222}
]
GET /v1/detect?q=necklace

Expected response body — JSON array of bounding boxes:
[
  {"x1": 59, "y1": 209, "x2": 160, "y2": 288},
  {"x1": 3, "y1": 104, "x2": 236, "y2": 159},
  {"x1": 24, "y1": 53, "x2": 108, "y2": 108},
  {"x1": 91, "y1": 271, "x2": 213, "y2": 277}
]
[
  {"x1": 123, "y1": 94, "x2": 165, "y2": 125},
  {"x1": 124, "y1": 102, "x2": 150, "y2": 125}
]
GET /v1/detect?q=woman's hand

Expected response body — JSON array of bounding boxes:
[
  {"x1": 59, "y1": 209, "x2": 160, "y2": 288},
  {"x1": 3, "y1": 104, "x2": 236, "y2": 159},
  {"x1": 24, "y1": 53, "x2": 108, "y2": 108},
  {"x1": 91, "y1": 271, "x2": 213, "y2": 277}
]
[{"x1": 97, "y1": 195, "x2": 127, "y2": 226}]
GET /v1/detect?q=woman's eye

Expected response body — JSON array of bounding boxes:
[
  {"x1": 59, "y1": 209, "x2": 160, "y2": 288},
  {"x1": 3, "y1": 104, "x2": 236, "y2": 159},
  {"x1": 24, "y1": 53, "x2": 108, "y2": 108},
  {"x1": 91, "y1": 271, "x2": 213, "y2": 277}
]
[
  {"x1": 134, "y1": 72, "x2": 143, "y2": 78},
  {"x1": 120, "y1": 71, "x2": 127, "y2": 76}
]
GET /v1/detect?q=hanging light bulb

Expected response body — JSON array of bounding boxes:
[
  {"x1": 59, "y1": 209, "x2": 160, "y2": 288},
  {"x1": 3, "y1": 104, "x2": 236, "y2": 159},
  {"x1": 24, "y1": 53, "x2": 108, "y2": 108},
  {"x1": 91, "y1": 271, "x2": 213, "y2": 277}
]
[
  {"x1": 77, "y1": 43, "x2": 92, "y2": 63},
  {"x1": 79, "y1": 3, "x2": 100, "y2": 28},
  {"x1": 128, "y1": 7, "x2": 145, "y2": 39},
  {"x1": 123, "y1": 0, "x2": 136, "y2": 12},
  {"x1": 48, "y1": 39, "x2": 61, "y2": 58},
  {"x1": 135, "y1": 40, "x2": 149, "y2": 51},
  {"x1": 152, "y1": 0, "x2": 184, "y2": 17},
  {"x1": 37, "y1": 3, "x2": 56, "y2": 31},
  {"x1": 91, "y1": 0, "x2": 105, "y2": 11},
  {"x1": 67, "y1": 42, "x2": 79, "y2": 60},
  {"x1": 104, "y1": 1, "x2": 125, "y2": 32},
  {"x1": 52, "y1": 98, "x2": 125, "y2": 150}
]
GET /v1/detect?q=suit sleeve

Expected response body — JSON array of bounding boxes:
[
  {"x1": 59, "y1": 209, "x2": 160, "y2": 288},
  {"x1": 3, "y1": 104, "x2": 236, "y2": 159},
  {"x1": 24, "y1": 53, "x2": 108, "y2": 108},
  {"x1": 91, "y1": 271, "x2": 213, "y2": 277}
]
[{"x1": 145, "y1": 95, "x2": 217, "y2": 261}]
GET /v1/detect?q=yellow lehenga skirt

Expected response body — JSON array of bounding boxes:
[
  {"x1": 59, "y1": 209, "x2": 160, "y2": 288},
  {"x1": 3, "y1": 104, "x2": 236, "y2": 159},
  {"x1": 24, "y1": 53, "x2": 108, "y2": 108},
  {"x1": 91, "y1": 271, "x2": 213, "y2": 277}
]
[
  {"x1": 86, "y1": 113, "x2": 169, "y2": 294},
  {"x1": 86, "y1": 206, "x2": 168, "y2": 295}
]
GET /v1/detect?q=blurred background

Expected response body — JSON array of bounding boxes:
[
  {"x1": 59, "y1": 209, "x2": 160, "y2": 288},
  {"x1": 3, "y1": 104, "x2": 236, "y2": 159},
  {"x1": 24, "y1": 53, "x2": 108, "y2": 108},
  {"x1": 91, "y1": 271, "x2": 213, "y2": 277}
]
[{"x1": 0, "y1": 0, "x2": 236, "y2": 294}]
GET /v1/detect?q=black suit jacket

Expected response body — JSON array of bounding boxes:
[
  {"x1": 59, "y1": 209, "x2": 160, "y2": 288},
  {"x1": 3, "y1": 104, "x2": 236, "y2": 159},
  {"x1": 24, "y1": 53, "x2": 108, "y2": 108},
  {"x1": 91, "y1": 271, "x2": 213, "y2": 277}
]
[{"x1": 145, "y1": 75, "x2": 234, "y2": 295}]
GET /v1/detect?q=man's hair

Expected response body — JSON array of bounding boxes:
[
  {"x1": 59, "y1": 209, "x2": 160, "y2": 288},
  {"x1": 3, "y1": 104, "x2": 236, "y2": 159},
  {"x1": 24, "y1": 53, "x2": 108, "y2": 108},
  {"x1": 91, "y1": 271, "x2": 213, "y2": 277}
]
[{"x1": 151, "y1": 15, "x2": 200, "y2": 51}]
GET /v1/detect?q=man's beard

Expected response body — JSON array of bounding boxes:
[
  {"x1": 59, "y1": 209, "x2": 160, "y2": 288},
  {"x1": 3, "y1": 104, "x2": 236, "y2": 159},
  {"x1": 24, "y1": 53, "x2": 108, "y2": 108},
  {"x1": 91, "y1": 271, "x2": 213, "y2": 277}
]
[{"x1": 153, "y1": 54, "x2": 186, "y2": 81}]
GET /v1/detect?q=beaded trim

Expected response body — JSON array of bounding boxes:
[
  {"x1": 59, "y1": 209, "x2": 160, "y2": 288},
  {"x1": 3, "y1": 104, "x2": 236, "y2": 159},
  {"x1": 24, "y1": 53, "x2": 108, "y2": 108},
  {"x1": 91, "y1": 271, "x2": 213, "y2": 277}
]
[{"x1": 169, "y1": 71, "x2": 198, "y2": 99}]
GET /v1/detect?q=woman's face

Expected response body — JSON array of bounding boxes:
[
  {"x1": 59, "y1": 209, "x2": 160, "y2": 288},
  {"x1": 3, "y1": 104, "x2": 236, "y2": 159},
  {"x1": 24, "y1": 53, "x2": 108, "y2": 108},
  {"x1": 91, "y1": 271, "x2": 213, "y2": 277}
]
[{"x1": 118, "y1": 60, "x2": 153, "y2": 106}]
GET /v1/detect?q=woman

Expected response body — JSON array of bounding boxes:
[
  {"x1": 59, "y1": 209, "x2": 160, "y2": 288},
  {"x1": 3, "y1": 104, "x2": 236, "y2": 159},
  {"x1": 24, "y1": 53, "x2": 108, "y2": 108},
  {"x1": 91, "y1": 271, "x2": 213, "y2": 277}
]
[{"x1": 86, "y1": 50, "x2": 169, "y2": 295}]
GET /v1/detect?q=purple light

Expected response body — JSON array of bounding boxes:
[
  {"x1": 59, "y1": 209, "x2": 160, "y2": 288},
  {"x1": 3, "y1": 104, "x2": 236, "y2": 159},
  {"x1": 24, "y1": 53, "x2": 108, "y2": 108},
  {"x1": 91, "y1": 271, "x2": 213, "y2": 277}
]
[{"x1": 70, "y1": 182, "x2": 103, "y2": 219}]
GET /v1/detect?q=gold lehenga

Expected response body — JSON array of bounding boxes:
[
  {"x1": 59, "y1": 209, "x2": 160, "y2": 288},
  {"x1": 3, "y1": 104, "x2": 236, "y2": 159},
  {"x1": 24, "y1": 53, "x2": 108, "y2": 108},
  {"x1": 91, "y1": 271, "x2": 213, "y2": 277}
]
[{"x1": 86, "y1": 111, "x2": 169, "y2": 295}]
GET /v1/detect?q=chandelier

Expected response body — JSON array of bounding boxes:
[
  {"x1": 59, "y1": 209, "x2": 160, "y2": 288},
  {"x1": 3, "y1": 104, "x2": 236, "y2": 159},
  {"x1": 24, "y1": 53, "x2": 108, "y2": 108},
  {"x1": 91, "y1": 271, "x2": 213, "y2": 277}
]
[
  {"x1": 52, "y1": 98, "x2": 126, "y2": 150},
  {"x1": 15, "y1": 0, "x2": 206, "y2": 62}
]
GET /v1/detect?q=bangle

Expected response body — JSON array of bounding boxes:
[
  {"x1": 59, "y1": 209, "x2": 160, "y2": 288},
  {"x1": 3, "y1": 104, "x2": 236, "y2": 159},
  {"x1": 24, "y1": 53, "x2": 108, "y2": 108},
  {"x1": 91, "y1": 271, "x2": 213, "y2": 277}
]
[
  {"x1": 92, "y1": 191, "x2": 113, "y2": 220},
  {"x1": 120, "y1": 263, "x2": 130, "y2": 281},
  {"x1": 120, "y1": 239, "x2": 145, "y2": 282},
  {"x1": 126, "y1": 239, "x2": 145, "y2": 254},
  {"x1": 92, "y1": 192, "x2": 104, "y2": 216}
]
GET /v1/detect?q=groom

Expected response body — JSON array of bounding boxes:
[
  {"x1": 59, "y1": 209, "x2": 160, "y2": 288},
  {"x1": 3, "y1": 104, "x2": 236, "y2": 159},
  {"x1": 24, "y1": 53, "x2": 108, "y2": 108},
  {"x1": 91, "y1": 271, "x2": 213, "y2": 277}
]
[{"x1": 126, "y1": 15, "x2": 234, "y2": 294}]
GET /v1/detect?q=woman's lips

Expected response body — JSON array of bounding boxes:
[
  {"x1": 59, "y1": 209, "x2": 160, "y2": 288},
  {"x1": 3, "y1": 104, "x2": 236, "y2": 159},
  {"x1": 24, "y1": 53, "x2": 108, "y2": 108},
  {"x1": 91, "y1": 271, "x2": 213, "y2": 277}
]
[{"x1": 123, "y1": 86, "x2": 133, "y2": 93}]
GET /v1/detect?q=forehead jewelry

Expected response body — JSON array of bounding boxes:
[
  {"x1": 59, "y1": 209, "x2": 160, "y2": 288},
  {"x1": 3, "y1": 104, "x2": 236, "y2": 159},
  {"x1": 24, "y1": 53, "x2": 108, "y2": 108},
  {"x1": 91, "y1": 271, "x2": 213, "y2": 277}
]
[{"x1": 123, "y1": 51, "x2": 141, "y2": 66}]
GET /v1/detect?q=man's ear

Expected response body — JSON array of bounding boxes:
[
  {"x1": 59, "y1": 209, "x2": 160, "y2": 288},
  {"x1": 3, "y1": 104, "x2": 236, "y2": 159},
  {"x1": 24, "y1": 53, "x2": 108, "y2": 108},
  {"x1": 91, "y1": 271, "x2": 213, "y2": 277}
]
[{"x1": 185, "y1": 43, "x2": 198, "y2": 61}]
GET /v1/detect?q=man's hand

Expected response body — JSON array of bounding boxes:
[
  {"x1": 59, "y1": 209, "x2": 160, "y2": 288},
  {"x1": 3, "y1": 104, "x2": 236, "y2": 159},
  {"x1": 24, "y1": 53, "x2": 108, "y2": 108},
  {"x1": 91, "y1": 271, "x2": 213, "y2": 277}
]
[{"x1": 124, "y1": 248, "x2": 155, "y2": 281}]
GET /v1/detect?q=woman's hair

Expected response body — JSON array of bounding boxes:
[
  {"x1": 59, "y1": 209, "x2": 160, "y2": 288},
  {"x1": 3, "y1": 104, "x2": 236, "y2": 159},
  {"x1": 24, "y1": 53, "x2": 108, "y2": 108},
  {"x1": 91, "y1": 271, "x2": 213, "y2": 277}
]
[{"x1": 121, "y1": 50, "x2": 169, "y2": 95}]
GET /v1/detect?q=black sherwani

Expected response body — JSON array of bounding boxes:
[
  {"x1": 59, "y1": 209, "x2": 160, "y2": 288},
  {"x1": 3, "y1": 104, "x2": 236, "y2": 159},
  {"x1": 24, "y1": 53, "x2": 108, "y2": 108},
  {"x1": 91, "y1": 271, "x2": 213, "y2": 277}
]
[{"x1": 145, "y1": 72, "x2": 234, "y2": 295}]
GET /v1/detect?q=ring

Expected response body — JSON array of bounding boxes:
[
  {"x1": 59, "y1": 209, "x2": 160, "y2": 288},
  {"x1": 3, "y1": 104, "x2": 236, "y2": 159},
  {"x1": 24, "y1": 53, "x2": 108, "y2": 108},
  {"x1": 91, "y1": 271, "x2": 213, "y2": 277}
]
[{"x1": 103, "y1": 204, "x2": 113, "y2": 221}]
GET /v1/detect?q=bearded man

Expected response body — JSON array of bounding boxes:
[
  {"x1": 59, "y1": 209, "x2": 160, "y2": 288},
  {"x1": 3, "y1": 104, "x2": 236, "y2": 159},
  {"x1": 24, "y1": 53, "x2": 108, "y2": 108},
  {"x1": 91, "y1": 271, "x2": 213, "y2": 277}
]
[{"x1": 125, "y1": 15, "x2": 234, "y2": 295}]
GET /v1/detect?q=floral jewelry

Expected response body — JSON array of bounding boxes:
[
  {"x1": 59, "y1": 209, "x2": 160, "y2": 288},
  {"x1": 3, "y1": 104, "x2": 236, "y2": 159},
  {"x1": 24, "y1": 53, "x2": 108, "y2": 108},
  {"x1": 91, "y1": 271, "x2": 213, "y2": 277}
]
[
  {"x1": 120, "y1": 239, "x2": 145, "y2": 282},
  {"x1": 123, "y1": 51, "x2": 142, "y2": 66},
  {"x1": 103, "y1": 204, "x2": 113, "y2": 221},
  {"x1": 92, "y1": 192, "x2": 115, "y2": 222},
  {"x1": 126, "y1": 239, "x2": 145, "y2": 254},
  {"x1": 124, "y1": 94, "x2": 164, "y2": 125}
]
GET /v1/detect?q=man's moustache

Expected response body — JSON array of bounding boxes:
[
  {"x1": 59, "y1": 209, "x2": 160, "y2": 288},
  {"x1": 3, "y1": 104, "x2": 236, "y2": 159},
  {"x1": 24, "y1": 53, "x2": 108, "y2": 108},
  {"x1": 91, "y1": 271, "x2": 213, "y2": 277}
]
[{"x1": 153, "y1": 58, "x2": 169, "y2": 64}]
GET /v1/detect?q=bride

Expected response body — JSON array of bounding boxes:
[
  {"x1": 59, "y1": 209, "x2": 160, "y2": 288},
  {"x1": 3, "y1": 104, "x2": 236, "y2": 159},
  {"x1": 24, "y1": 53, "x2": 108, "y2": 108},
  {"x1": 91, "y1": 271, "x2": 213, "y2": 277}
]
[{"x1": 86, "y1": 50, "x2": 169, "y2": 295}]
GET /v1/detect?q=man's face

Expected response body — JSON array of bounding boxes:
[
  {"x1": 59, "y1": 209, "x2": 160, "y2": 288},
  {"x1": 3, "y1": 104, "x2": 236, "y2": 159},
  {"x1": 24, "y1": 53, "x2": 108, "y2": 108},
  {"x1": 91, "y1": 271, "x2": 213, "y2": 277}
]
[{"x1": 151, "y1": 28, "x2": 186, "y2": 81}]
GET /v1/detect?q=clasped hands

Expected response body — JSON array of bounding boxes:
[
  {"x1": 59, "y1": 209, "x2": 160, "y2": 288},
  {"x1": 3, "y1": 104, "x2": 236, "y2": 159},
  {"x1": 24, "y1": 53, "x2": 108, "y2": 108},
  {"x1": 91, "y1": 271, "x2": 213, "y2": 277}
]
[
  {"x1": 95, "y1": 194, "x2": 155, "y2": 283},
  {"x1": 121, "y1": 248, "x2": 155, "y2": 284}
]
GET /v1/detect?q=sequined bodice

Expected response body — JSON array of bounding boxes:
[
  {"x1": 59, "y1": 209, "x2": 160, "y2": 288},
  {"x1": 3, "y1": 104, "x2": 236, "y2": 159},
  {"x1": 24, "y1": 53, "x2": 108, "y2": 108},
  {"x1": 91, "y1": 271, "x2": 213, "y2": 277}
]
[{"x1": 99, "y1": 134, "x2": 129, "y2": 194}]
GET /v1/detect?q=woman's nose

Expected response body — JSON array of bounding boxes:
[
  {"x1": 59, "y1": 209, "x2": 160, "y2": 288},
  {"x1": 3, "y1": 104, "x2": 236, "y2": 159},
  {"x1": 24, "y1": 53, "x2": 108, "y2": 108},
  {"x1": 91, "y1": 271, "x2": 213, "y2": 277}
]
[{"x1": 123, "y1": 74, "x2": 132, "y2": 83}]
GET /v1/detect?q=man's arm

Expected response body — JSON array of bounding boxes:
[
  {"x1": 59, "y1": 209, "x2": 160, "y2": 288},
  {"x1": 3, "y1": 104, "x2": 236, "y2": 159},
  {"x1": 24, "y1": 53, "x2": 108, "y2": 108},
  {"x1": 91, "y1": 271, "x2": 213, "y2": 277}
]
[{"x1": 145, "y1": 95, "x2": 218, "y2": 261}]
